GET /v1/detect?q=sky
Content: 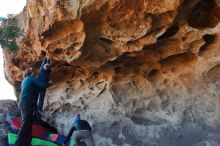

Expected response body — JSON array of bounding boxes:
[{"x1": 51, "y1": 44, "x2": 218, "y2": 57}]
[{"x1": 0, "y1": 0, "x2": 26, "y2": 100}]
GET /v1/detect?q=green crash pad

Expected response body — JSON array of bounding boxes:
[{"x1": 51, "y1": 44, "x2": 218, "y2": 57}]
[
  {"x1": 8, "y1": 133, "x2": 58, "y2": 146},
  {"x1": 68, "y1": 139, "x2": 75, "y2": 146}
]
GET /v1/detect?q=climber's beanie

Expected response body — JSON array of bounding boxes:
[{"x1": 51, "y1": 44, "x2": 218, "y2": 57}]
[
  {"x1": 72, "y1": 114, "x2": 80, "y2": 123},
  {"x1": 24, "y1": 67, "x2": 34, "y2": 77}
]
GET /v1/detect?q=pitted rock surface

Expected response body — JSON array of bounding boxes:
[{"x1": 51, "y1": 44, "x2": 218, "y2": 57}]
[{"x1": 2, "y1": 0, "x2": 220, "y2": 145}]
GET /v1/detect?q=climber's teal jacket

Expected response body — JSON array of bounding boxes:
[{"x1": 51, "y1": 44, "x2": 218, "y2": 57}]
[{"x1": 20, "y1": 76, "x2": 50, "y2": 102}]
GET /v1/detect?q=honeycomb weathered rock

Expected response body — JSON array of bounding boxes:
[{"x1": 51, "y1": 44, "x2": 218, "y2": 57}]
[{"x1": 2, "y1": 0, "x2": 220, "y2": 145}]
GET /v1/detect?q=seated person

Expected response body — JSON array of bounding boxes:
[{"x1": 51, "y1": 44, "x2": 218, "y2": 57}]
[{"x1": 62, "y1": 114, "x2": 95, "y2": 146}]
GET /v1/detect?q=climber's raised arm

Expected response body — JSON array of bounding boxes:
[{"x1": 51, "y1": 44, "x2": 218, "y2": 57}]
[{"x1": 40, "y1": 53, "x2": 50, "y2": 69}]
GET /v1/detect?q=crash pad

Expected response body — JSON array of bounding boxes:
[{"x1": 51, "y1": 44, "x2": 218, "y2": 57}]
[
  {"x1": 67, "y1": 139, "x2": 75, "y2": 146},
  {"x1": 8, "y1": 133, "x2": 58, "y2": 146},
  {"x1": 6, "y1": 114, "x2": 48, "y2": 138},
  {"x1": 48, "y1": 133, "x2": 66, "y2": 144}
]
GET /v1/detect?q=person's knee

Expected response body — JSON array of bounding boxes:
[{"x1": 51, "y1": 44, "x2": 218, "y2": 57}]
[
  {"x1": 73, "y1": 130, "x2": 91, "y2": 140},
  {"x1": 72, "y1": 135, "x2": 80, "y2": 141}
]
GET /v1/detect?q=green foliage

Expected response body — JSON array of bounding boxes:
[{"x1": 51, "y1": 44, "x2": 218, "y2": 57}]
[{"x1": 0, "y1": 16, "x2": 22, "y2": 51}]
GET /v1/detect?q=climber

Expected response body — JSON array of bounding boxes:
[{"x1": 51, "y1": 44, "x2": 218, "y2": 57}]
[
  {"x1": 62, "y1": 114, "x2": 95, "y2": 146},
  {"x1": 15, "y1": 67, "x2": 52, "y2": 146},
  {"x1": 35, "y1": 53, "x2": 51, "y2": 115}
]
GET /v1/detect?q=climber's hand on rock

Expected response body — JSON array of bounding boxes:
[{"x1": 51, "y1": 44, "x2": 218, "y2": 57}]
[
  {"x1": 49, "y1": 80, "x2": 52, "y2": 84},
  {"x1": 46, "y1": 53, "x2": 50, "y2": 60}
]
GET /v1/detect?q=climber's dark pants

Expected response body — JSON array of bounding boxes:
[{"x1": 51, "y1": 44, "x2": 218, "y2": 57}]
[
  {"x1": 37, "y1": 89, "x2": 46, "y2": 111},
  {"x1": 15, "y1": 101, "x2": 33, "y2": 146}
]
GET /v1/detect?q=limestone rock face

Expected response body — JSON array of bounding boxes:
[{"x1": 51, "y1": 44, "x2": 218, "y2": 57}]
[{"x1": 3, "y1": 0, "x2": 220, "y2": 145}]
